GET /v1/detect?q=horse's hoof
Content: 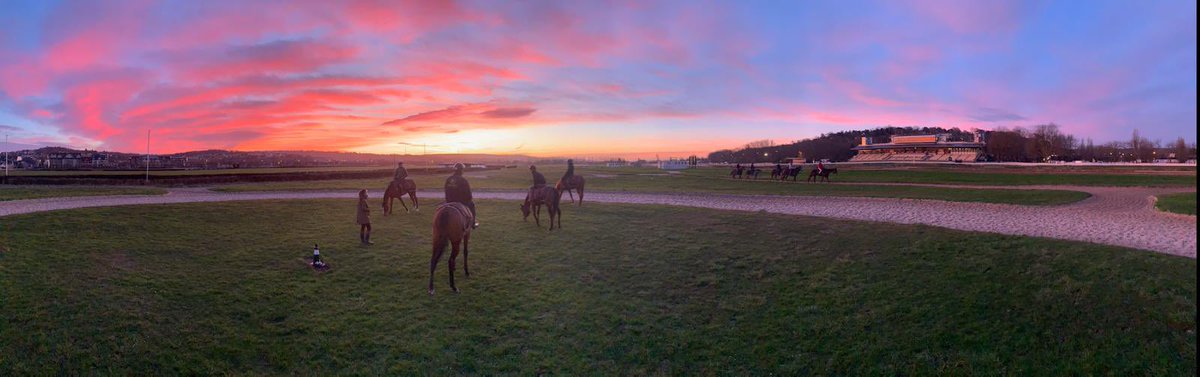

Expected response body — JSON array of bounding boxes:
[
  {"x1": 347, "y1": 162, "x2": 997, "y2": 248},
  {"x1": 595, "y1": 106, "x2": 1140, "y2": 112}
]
[
  {"x1": 452, "y1": 287, "x2": 460, "y2": 294},
  {"x1": 428, "y1": 289, "x2": 435, "y2": 296}
]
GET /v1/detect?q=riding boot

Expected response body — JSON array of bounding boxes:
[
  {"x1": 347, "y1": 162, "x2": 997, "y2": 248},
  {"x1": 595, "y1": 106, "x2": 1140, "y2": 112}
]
[{"x1": 365, "y1": 231, "x2": 374, "y2": 245}]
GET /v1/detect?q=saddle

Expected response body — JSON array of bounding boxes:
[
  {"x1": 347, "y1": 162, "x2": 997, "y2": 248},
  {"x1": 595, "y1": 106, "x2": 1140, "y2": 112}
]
[
  {"x1": 436, "y1": 202, "x2": 475, "y2": 231},
  {"x1": 527, "y1": 185, "x2": 556, "y2": 204},
  {"x1": 391, "y1": 178, "x2": 415, "y2": 192}
]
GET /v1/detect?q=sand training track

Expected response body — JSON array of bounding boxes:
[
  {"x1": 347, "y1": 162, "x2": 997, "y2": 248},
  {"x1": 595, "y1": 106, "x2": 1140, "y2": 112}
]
[{"x1": 0, "y1": 186, "x2": 1195, "y2": 258}]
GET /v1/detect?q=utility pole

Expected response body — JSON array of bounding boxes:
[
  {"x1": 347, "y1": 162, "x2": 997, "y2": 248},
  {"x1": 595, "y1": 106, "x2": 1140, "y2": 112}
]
[
  {"x1": 4, "y1": 133, "x2": 8, "y2": 181},
  {"x1": 145, "y1": 129, "x2": 150, "y2": 184}
]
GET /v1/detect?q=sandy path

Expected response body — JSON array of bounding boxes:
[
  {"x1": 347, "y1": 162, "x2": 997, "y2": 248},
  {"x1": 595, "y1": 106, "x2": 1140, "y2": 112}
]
[{"x1": 1, "y1": 186, "x2": 1194, "y2": 258}]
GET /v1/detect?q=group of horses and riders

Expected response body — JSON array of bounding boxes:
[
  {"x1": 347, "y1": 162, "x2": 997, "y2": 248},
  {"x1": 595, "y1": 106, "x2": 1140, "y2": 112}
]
[
  {"x1": 729, "y1": 161, "x2": 838, "y2": 182},
  {"x1": 370, "y1": 160, "x2": 584, "y2": 294}
]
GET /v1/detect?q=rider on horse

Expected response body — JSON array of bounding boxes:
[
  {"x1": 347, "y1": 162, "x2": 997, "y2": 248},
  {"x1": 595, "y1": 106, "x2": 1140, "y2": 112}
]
[
  {"x1": 444, "y1": 163, "x2": 478, "y2": 228},
  {"x1": 561, "y1": 159, "x2": 575, "y2": 183},
  {"x1": 391, "y1": 162, "x2": 410, "y2": 191},
  {"x1": 816, "y1": 161, "x2": 825, "y2": 175},
  {"x1": 526, "y1": 165, "x2": 547, "y2": 204}
]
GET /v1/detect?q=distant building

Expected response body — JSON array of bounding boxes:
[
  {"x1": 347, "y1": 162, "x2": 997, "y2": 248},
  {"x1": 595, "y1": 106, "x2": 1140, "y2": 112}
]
[
  {"x1": 657, "y1": 159, "x2": 690, "y2": 170},
  {"x1": 47, "y1": 152, "x2": 84, "y2": 169},
  {"x1": 850, "y1": 133, "x2": 985, "y2": 162}
]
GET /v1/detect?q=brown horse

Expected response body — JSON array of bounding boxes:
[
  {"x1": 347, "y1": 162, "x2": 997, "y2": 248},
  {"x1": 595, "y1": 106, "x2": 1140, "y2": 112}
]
[
  {"x1": 807, "y1": 167, "x2": 838, "y2": 182},
  {"x1": 429, "y1": 202, "x2": 474, "y2": 295},
  {"x1": 521, "y1": 185, "x2": 562, "y2": 230},
  {"x1": 555, "y1": 175, "x2": 586, "y2": 206},
  {"x1": 382, "y1": 178, "x2": 418, "y2": 215}
]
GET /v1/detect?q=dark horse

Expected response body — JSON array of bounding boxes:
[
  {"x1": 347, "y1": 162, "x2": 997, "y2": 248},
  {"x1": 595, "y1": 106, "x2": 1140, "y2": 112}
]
[
  {"x1": 521, "y1": 185, "x2": 562, "y2": 230},
  {"x1": 783, "y1": 166, "x2": 803, "y2": 182},
  {"x1": 382, "y1": 178, "x2": 418, "y2": 215},
  {"x1": 770, "y1": 165, "x2": 783, "y2": 180},
  {"x1": 807, "y1": 167, "x2": 838, "y2": 182},
  {"x1": 429, "y1": 202, "x2": 474, "y2": 295},
  {"x1": 744, "y1": 167, "x2": 762, "y2": 180},
  {"x1": 729, "y1": 165, "x2": 744, "y2": 179},
  {"x1": 556, "y1": 175, "x2": 586, "y2": 206}
]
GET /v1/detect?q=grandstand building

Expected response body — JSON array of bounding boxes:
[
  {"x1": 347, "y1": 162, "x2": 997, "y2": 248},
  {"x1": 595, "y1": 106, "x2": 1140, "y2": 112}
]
[{"x1": 850, "y1": 133, "x2": 985, "y2": 162}]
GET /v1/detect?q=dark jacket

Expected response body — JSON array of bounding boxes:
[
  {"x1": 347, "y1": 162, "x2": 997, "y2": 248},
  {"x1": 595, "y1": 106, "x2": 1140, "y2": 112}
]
[
  {"x1": 444, "y1": 172, "x2": 473, "y2": 203},
  {"x1": 532, "y1": 170, "x2": 546, "y2": 186},
  {"x1": 394, "y1": 166, "x2": 409, "y2": 181},
  {"x1": 561, "y1": 160, "x2": 575, "y2": 180}
]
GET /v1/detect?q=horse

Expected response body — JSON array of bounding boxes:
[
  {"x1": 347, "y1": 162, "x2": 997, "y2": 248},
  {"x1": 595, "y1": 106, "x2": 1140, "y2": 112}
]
[
  {"x1": 807, "y1": 167, "x2": 838, "y2": 182},
  {"x1": 745, "y1": 167, "x2": 761, "y2": 180},
  {"x1": 770, "y1": 165, "x2": 783, "y2": 180},
  {"x1": 784, "y1": 166, "x2": 803, "y2": 182},
  {"x1": 730, "y1": 166, "x2": 744, "y2": 179},
  {"x1": 429, "y1": 202, "x2": 474, "y2": 295},
  {"x1": 521, "y1": 185, "x2": 562, "y2": 230},
  {"x1": 382, "y1": 178, "x2": 418, "y2": 215},
  {"x1": 556, "y1": 175, "x2": 586, "y2": 206}
]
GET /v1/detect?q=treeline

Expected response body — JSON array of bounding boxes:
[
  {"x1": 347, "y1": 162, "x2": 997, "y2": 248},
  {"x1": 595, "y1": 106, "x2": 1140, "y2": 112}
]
[
  {"x1": 987, "y1": 125, "x2": 1195, "y2": 162},
  {"x1": 707, "y1": 126, "x2": 975, "y2": 163},
  {"x1": 708, "y1": 125, "x2": 1196, "y2": 163}
]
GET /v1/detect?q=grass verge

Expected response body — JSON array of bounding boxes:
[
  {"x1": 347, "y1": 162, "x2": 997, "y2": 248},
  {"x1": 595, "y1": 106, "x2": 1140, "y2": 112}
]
[{"x1": 1156, "y1": 192, "x2": 1197, "y2": 216}]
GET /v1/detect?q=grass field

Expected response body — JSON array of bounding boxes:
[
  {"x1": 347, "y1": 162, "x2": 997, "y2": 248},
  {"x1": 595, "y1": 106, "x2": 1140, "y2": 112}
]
[
  {"x1": 1, "y1": 200, "x2": 1193, "y2": 374},
  {"x1": 0, "y1": 186, "x2": 166, "y2": 201},
  {"x1": 212, "y1": 167, "x2": 1093, "y2": 206},
  {"x1": 1156, "y1": 192, "x2": 1197, "y2": 216}
]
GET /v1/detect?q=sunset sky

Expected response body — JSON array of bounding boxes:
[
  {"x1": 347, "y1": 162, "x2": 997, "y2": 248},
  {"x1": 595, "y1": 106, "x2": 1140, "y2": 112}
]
[{"x1": 0, "y1": 0, "x2": 1195, "y2": 157}]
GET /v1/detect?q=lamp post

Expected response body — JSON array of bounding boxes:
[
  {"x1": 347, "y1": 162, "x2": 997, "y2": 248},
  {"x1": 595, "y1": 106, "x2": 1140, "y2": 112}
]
[{"x1": 145, "y1": 129, "x2": 150, "y2": 184}]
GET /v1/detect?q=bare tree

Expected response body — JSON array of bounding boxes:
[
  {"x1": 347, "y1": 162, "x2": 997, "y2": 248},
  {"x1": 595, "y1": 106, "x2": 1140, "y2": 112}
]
[{"x1": 1173, "y1": 137, "x2": 1190, "y2": 163}]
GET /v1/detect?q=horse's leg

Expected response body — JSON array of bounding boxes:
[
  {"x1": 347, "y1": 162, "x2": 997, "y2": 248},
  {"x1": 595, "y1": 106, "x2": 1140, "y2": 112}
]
[
  {"x1": 568, "y1": 188, "x2": 576, "y2": 203},
  {"x1": 533, "y1": 203, "x2": 542, "y2": 227},
  {"x1": 398, "y1": 193, "x2": 410, "y2": 213},
  {"x1": 448, "y1": 239, "x2": 461, "y2": 293},
  {"x1": 577, "y1": 187, "x2": 583, "y2": 206},
  {"x1": 429, "y1": 236, "x2": 446, "y2": 295},
  {"x1": 409, "y1": 191, "x2": 419, "y2": 212},
  {"x1": 462, "y1": 232, "x2": 471, "y2": 277}
]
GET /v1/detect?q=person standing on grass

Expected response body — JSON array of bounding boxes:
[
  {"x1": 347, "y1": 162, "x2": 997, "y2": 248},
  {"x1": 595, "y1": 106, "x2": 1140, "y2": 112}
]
[
  {"x1": 444, "y1": 163, "x2": 478, "y2": 228},
  {"x1": 357, "y1": 189, "x2": 373, "y2": 245}
]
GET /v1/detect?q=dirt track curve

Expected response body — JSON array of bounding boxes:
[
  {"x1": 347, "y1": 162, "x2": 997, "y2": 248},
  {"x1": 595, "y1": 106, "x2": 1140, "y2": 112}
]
[{"x1": 1, "y1": 186, "x2": 1194, "y2": 258}]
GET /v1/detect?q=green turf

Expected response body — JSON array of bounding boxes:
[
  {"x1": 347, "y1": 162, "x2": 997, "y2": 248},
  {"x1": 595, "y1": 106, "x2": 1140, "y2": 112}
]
[
  {"x1": 0, "y1": 200, "x2": 1193, "y2": 374},
  {"x1": 1156, "y1": 192, "x2": 1197, "y2": 216},
  {"x1": 211, "y1": 167, "x2": 1093, "y2": 206},
  {"x1": 0, "y1": 185, "x2": 166, "y2": 201}
]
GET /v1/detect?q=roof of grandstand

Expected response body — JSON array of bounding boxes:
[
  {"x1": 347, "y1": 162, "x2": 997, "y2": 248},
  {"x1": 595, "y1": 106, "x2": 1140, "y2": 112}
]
[{"x1": 851, "y1": 141, "x2": 984, "y2": 151}]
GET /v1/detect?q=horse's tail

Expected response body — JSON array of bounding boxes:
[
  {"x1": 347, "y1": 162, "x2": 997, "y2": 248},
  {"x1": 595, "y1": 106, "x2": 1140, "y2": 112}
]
[{"x1": 551, "y1": 187, "x2": 562, "y2": 210}]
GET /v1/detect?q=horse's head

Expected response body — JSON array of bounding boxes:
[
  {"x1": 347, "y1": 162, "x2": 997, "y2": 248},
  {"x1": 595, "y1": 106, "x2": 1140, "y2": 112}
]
[
  {"x1": 520, "y1": 201, "x2": 531, "y2": 220},
  {"x1": 831, "y1": 168, "x2": 839, "y2": 174}
]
